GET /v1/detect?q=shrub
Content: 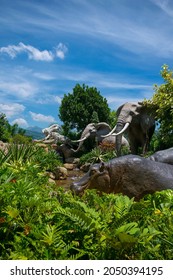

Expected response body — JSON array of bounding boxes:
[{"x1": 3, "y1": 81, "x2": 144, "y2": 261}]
[{"x1": 0, "y1": 143, "x2": 173, "y2": 260}]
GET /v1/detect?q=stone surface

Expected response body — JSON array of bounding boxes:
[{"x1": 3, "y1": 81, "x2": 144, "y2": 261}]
[
  {"x1": 64, "y1": 163, "x2": 75, "y2": 170},
  {"x1": 54, "y1": 166, "x2": 68, "y2": 180}
]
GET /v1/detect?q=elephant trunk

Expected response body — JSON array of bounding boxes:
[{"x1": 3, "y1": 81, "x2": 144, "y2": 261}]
[
  {"x1": 71, "y1": 139, "x2": 85, "y2": 153},
  {"x1": 115, "y1": 123, "x2": 125, "y2": 156},
  {"x1": 71, "y1": 130, "x2": 89, "y2": 152}
]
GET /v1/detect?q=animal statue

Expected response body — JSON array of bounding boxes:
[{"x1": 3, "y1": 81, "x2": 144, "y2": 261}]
[
  {"x1": 103, "y1": 102, "x2": 155, "y2": 156},
  {"x1": 72, "y1": 122, "x2": 129, "y2": 152},
  {"x1": 34, "y1": 124, "x2": 61, "y2": 142},
  {"x1": 34, "y1": 123, "x2": 71, "y2": 145},
  {"x1": 56, "y1": 143, "x2": 75, "y2": 162},
  {"x1": 148, "y1": 147, "x2": 173, "y2": 165},
  {"x1": 70, "y1": 155, "x2": 173, "y2": 200},
  {"x1": 42, "y1": 124, "x2": 60, "y2": 138},
  {"x1": 43, "y1": 131, "x2": 70, "y2": 144}
]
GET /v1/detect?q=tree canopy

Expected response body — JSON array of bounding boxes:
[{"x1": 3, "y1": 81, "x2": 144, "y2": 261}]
[
  {"x1": 145, "y1": 65, "x2": 173, "y2": 148},
  {"x1": 0, "y1": 113, "x2": 27, "y2": 143},
  {"x1": 0, "y1": 113, "x2": 10, "y2": 142},
  {"x1": 59, "y1": 84, "x2": 111, "y2": 133}
]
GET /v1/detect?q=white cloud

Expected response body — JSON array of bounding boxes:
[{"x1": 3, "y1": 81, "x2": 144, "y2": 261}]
[
  {"x1": 107, "y1": 96, "x2": 142, "y2": 106},
  {"x1": 0, "y1": 42, "x2": 68, "y2": 61},
  {"x1": 0, "y1": 103, "x2": 25, "y2": 118},
  {"x1": 151, "y1": 0, "x2": 173, "y2": 16},
  {"x1": 55, "y1": 43, "x2": 68, "y2": 59},
  {"x1": 54, "y1": 96, "x2": 62, "y2": 104},
  {"x1": 0, "y1": 81, "x2": 37, "y2": 98},
  {"x1": 36, "y1": 94, "x2": 62, "y2": 105},
  {"x1": 33, "y1": 72, "x2": 55, "y2": 80},
  {"x1": 97, "y1": 80, "x2": 152, "y2": 90},
  {"x1": 29, "y1": 111, "x2": 56, "y2": 123},
  {"x1": 12, "y1": 118, "x2": 28, "y2": 128}
]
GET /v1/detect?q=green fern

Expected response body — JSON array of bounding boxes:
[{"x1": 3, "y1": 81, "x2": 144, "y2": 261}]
[
  {"x1": 54, "y1": 207, "x2": 96, "y2": 231},
  {"x1": 114, "y1": 195, "x2": 134, "y2": 219}
]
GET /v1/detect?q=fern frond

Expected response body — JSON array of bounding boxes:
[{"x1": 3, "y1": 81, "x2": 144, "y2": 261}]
[
  {"x1": 70, "y1": 200, "x2": 101, "y2": 221},
  {"x1": 54, "y1": 207, "x2": 96, "y2": 231},
  {"x1": 114, "y1": 195, "x2": 134, "y2": 219}
]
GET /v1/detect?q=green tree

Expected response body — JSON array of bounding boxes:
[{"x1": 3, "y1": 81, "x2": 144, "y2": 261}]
[
  {"x1": 91, "y1": 111, "x2": 99, "y2": 123},
  {"x1": 0, "y1": 113, "x2": 27, "y2": 142},
  {"x1": 0, "y1": 113, "x2": 11, "y2": 141},
  {"x1": 59, "y1": 84, "x2": 110, "y2": 133},
  {"x1": 109, "y1": 110, "x2": 117, "y2": 128},
  {"x1": 145, "y1": 65, "x2": 173, "y2": 148}
]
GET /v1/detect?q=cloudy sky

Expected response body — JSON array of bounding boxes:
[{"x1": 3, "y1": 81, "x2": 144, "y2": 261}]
[{"x1": 0, "y1": 0, "x2": 173, "y2": 129}]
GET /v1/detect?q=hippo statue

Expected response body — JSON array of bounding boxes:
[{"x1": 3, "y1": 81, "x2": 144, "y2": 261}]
[
  {"x1": 70, "y1": 155, "x2": 173, "y2": 200},
  {"x1": 148, "y1": 148, "x2": 173, "y2": 165}
]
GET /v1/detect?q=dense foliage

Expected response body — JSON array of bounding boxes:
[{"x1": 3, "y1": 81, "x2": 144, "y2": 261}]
[
  {"x1": 145, "y1": 65, "x2": 173, "y2": 149},
  {"x1": 0, "y1": 113, "x2": 28, "y2": 143},
  {"x1": 59, "y1": 84, "x2": 111, "y2": 133},
  {"x1": 0, "y1": 144, "x2": 173, "y2": 260}
]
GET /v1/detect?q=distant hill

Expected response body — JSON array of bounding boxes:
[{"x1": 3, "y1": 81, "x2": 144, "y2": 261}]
[{"x1": 25, "y1": 126, "x2": 44, "y2": 140}]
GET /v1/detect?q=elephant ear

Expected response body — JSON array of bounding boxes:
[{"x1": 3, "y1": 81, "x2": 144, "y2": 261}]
[
  {"x1": 95, "y1": 122, "x2": 111, "y2": 131},
  {"x1": 129, "y1": 102, "x2": 143, "y2": 117},
  {"x1": 116, "y1": 104, "x2": 125, "y2": 116}
]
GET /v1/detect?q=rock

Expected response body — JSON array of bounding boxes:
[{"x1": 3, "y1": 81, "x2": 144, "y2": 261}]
[
  {"x1": 64, "y1": 163, "x2": 75, "y2": 170},
  {"x1": 48, "y1": 172, "x2": 56, "y2": 180},
  {"x1": 0, "y1": 141, "x2": 9, "y2": 153},
  {"x1": 48, "y1": 178, "x2": 56, "y2": 184},
  {"x1": 53, "y1": 166, "x2": 68, "y2": 180},
  {"x1": 65, "y1": 157, "x2": 80, "y2": 164},
  {"x1": 35, "y1": 143, "x2": 49, "y2": 152}
]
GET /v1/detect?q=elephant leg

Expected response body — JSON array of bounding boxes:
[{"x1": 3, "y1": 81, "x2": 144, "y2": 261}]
[
  {"x1": 142, "y1": 134, "x2": 149, "y2": 155},
  {"x1": 129, "y1": 137, "x2": 139, "y2": 155},
  {"x1": 130, "y1": 144, "x2": 138, "y2": 155}
]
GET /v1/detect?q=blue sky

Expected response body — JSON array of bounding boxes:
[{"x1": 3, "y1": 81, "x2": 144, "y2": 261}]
[{"x1": 0, "y1": 0, "x2": 173, "y2": 129}]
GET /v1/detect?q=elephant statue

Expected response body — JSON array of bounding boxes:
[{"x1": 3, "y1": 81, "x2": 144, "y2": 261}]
[
  {"x1": 56, "y1": 143, "x2": 75, "y2": 163},
  {"x1": 43, "y1": 131, "x2": 70, "y2": 144},
  {"x1": 34, "y1": 124, "x2": 61, "y2": 142},
  {"x1": 42, "y1": 124, "x2": 60, "y2": 139},
  {"x1": 104, "y1": 102, "x2": 155, "y2": 156},
  {"x1": 35, "y1": 123, "x2": 71, "y2": 145},
  {"x1": 71, "y1": 122, "x2": 129, "y2": 153}
]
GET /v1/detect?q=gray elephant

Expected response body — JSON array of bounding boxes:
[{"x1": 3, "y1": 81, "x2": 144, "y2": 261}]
[
  {"x1": 104, "y1": 102, "x2": 155, "y2": 156},
  {"x1": 72, "y1": 122, "x2": 129, "y2": 152}
]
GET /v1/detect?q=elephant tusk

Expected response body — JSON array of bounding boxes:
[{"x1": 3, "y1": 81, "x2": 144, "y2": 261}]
[
  {"x1": 101, "y1": 125, "x2": 117, "y2": 138},
  {"x1": 72, "y1": 136, "x2": 87, "y2": 143},
  {"x1": 114, "y1": 122, "x2": 130, "y2": 136}
]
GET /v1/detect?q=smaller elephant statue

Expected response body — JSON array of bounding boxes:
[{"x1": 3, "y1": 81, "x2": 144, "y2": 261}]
[
  {"x1": 71, "y1": 122, "x2": 129, "y2": 152},
  {"x1": 43, "y1": 131, "x2": 70, "y2": 144},
  {"x1": 35, "y1": 123, "x2": 70, "y2": 145},
  {"x1": 104, "y1": 102, "x2": 155, "y2": 156},
  {"x1": 42, "y1": 124, "x2": 60, "y2": 139}
]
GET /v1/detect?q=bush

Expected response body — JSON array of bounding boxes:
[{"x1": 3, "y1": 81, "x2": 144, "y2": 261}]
[
  {"x1": 10, "y1": 134, "x2": 32, "y2": 144},
  {"x1": 0, "y1": 143, "x2": 173, "y2": 260},
  {"x1": 0, "y1": 179, "x2": 173, "y2": 259}
]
